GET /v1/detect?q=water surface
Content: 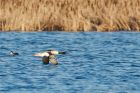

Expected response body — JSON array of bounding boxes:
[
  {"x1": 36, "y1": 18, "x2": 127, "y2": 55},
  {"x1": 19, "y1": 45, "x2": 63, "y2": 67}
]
[{"x1": 0, "y1": 32, "x2": 140, "y2": 93}]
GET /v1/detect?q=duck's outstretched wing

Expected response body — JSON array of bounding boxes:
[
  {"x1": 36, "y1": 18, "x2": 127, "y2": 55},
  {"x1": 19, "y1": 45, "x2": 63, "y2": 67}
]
[
  {"x1": 49, "y1": 55, "x2": 58, "y2": 65},
  {"x1": 42, "y1": 56, "x2": 49, "y2": 64}
]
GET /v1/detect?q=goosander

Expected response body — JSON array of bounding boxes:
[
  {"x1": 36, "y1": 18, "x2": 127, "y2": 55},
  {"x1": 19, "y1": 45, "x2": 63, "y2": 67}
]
[{"x1": 33, "y1": 50, "x2": 66, "y2": 65}]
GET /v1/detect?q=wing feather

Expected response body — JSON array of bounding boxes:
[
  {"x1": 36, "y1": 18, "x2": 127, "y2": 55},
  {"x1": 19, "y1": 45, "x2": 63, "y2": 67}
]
[
  {"x1": 49, "y1": 55, "x2": 58, "y2": 65},
  {"x1": 42, "y1": 56, "x2": 49, "y2": 64}
]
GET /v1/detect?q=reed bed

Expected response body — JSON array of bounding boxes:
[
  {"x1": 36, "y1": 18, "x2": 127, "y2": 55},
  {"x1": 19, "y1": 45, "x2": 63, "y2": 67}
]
[{"x1": 0, "y1": 0, "x2": 140, "y2": 32}]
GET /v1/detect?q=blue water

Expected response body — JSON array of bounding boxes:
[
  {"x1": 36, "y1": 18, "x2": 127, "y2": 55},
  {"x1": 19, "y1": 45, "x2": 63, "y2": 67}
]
[{"x1": 0, "y1": 32, "x2": 140, "y2": 93}]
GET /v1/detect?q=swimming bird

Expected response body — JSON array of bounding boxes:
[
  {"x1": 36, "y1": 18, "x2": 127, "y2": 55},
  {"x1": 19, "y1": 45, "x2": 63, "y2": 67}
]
[
  {"x1": 9, "y1": 51, "x2": 19, "y2": 56},
  {"x1": 33, "y1": 50, "x2": 66, "y2": 65}
]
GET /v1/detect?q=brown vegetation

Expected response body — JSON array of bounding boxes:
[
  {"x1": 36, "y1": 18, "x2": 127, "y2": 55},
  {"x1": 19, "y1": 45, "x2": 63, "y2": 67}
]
[{"x1": 0, "y1": 0, "x2": 140, "y2": 31}]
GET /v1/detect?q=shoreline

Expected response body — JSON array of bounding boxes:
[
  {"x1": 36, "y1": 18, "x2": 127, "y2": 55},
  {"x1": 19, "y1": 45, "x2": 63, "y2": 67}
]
[{"x1": 0, "y1": 0, "x2": 140, "y2": 32}]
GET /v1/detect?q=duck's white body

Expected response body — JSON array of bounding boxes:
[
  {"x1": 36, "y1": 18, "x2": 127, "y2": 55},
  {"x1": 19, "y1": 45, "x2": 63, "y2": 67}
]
[
  {"x1": 33, "y1": 52, "x2": 49, "y2": 57},
  {"x1": 33, "y1": 50, "x2": 59, "y2": 57}
]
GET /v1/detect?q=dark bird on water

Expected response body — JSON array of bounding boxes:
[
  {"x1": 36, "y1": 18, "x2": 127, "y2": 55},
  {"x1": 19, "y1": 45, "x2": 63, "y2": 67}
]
[
  {"x1": 33, "y1": 50, "x2": 66, "y2": 65},
  {"x1": 9, "y1": 51, "x2": 19, "y2": 56}
]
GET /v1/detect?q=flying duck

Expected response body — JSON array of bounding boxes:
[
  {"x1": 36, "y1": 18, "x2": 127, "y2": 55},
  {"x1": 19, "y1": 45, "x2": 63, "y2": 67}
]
[{"x1": 33, "y1": 50, "x2": 66, "y2": 65}]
